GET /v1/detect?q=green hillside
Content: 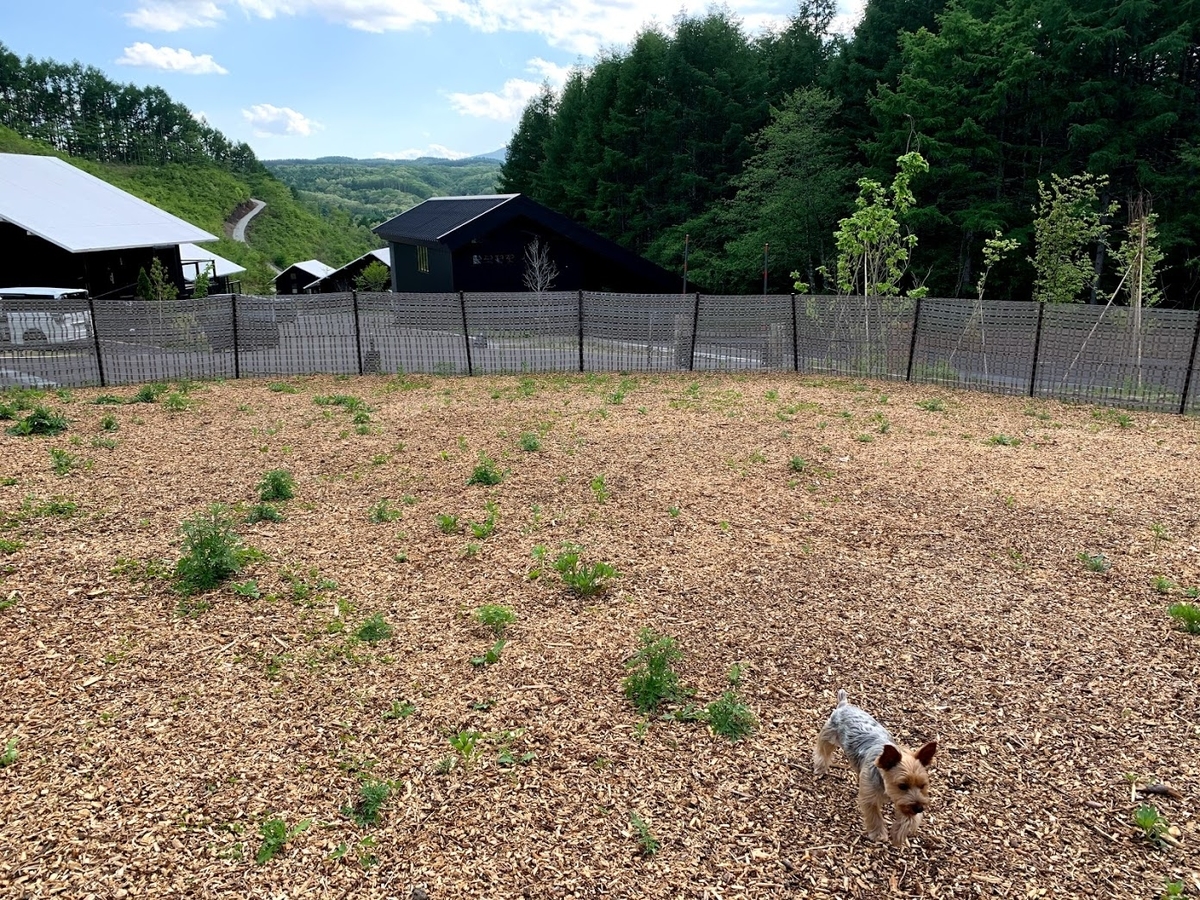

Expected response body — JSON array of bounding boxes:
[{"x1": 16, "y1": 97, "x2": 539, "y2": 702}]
[
  {"x1": 0, "y1": 124, "x2": 380, "y2": 293},
  {"x1": 265, "y1": 156, "x2": 503, "y2": 229}
]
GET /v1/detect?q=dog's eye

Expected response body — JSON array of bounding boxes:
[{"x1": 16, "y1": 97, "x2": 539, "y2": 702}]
[{"x1": 898, "y1": 782, "x2": 909, "y2": 791}]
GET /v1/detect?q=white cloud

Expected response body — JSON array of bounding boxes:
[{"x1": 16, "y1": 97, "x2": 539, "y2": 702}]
[
  {"x1": 242, "y1": 104, "x2": 322, "y2": 137},
  {"x1": 121, "y1": 0, "x2": 835, "y2": 56},
  {"x1": 373, "y1": 145, "x2": 471, "y2": 160},
  {"x1": 447, "y1": 78, "x2": 545, "y2": 121},
  {"x1": 116, "y1": 43, "x2": 229, "y2": 74},
  {"x1": 525, "y1": 57, "x2": 572, "y2": 88},
  {"x1": 125, "y1": 0, "x2": 225, "y2": 31}
]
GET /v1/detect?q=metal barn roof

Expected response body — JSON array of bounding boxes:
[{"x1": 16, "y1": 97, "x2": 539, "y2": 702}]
[
  {"x1": 374, "y1": 195, "x2": 518, "y2": 244},
  {"x1": 0, "y1": 153, "x2": 216, "y2": 252},
  {"x1": 179, "y1": 242, "x2": 245, "y2": 280},
  {"x1": 305, "y1": 247, "x2": 390, "y2": 289},
  {"x1": 273, "y1": 259, "x2": 335, "y2": 284}
]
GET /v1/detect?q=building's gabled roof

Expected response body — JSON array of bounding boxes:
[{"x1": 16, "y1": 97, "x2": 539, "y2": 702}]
[
  {"x1": 273, "y1": 259, "x2": 334, "y2": 284},
  {"x1": 179, "y1": 242, "x2": 245, "y2": 280},
  {"x1": 374, "y1": 195, "x2": 518, "y2": 245},
  {"x1": 0, "y1": 153, "x2": 216, "y2": 252},
  {"x1": 304, "y1": 247, "x2": 390, "y2": 290}
]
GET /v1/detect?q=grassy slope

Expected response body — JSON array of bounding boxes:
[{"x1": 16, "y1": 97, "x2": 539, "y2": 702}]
[{"x1": 0, "y1": 126, "x2": 379, "y2": 293}]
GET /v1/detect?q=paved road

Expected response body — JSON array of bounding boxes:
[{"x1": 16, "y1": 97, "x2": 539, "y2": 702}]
[{"x1": 231, "y1": 198, "x2": 266, "y2": 243}]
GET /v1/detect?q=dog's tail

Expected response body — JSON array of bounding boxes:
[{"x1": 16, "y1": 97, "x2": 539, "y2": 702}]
[{"x1": 836, "y1": 689, "x2": 848, "y2": 707}]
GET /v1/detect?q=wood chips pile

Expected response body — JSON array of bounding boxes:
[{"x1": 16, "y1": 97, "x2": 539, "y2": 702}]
[{"x1": 0, "y1": 372, "x2": 1197, "y2": 899}]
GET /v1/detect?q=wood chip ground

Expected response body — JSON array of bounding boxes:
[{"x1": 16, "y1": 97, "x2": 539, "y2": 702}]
[{"x1": 1, "y1": 372, "x2": 1197, "y2": 899}]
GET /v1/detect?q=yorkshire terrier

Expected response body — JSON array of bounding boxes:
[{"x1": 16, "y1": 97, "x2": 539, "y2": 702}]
[{"x1": 813, "y1": 689, "x2": 937, "y2": 845}]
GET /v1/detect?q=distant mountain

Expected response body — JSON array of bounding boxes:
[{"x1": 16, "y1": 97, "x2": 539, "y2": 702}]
[{"x1": 473, "y1": 148, "x2": 507, "y2": 162}]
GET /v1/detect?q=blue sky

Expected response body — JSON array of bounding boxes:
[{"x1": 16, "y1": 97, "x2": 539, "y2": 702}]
[{"x1": 2, "y1": 1, "x2": 864, "y2": 161}]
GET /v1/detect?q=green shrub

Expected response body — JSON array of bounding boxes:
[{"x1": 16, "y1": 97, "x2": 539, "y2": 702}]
[
  {"x1": 246, "y1": 503, "x2": 285, "y2": 524},
  {"x1": 255, "y1": 816, "x2": 310, "y2": 864},
  {"x1": 343, "y1": 778, "x2": 392, "y2": 827},
  {"x1": 368, "y1": 499, "x2": 401, "y2": 523},
  {"x1": 49, "y1": 447, "x2": 79, "y2": 475},
  {"x1": 355, "y1": 613, "x2": 394, "y2": 643},
  {"x1": 705, "y1": 691, "x2": 756, "y2": 741},
  {"x1": 519, "y1": 432, "x2": 541, "y2": 452},
  {"x1": 131, "y1": 383, "x2": 167, "y2": 404},
  {"x1": 623, "y1": 629, "x2": 690, "y2": 713},
  {"x1": 174, "y1": 504, "x2": 256, "y2": 594},
  {"x1": 258, "y1": 469, "x2": 296, "y2": 502},
  {"x1": 468, "y1": 453, "x2": 504, "y2": 486},
  {"x1": 7, "y1": 406, "x2": 67, "y2": 436},
  {"x1": 475, "y1": 603, "x2": 516, "y2": 636},
  {"x1": 553, "y1": 544, "x2": 619, "y2": 596},
  {"x1": 1168, "y1": 602, "x2": 1200, "y2": 634}
]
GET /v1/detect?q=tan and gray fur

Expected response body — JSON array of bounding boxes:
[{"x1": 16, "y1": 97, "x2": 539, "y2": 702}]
[{"x1": 813, "y1": 689, "x2": 937, "y2": 845}]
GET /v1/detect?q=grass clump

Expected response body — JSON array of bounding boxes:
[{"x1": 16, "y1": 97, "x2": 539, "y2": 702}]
[
  {"x1": 131, "y1": 383, "x2": 168, "y2": 404},
  {"x1": 623, "y1": 628, "x2": 691, "y2": 713},
  {"x1": 629, "y1": 812, "x2": 660, "y2": 857},
  {"x1": 519, "y1": 431, "x2": 541, "y2": 452},
  {"x1": 268, "y1": 382, "x2": 298, "y2": 394},
  {"x1": 0, "y1": 737, "x2": 17, "y2": 767},
  {"x1": 467, "y1": 501, "x2": 499, "y2": 539},
  {"x1": 475, "y1": 603, "x2": 516, "y2": 636},
  {"x1": 368, "y1": 499, "x2": 401, "y2": 523},
  {"x1": 1079, "y1": 551, "x2": 1110, "y2": 573},
  {"x1": 257, "y1": 469, "x2": 296, "y2": 502},
  {"x1": 705, "y1": 691, "x2": 756, "y2": 741},
  {"x1": 246, "y1": 502, "x2": 285, "y2": 524},
  {"x1": 1167, "y1": 601, "x2": 1200, "y2": 634},
  {"x1": 255, "y1": 816, "x2": 311, "y2": 865},
  {"x1": 355, "y1": 613, "x2": 394, "y2": 643},
  {"x1": 548, "y1": 543, "x2": 619, "y2": 596},
  {"x1": 174, "y1": 504, "x2": 257, "y2": 595},
  {"x1": 343, "y1": 778, "x2": 392, "y2": 827},
  {"x1": 467, "y1": 453, "x2": 504, "y2": 486},
  {"x1": 49, "y1": 447, "x2": 79, "y2": 475},
  {"x1": 7, "y1": 406, "x2": 67, "y2": 436}
]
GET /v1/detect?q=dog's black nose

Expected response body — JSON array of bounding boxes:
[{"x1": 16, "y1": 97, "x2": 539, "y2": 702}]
[{"x1": 911, "y1": 804, "x2": 924, "y2": 815}]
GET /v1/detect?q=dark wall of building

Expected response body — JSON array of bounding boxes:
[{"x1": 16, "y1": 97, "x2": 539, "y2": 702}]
[
  {"x1": 0, "y1": 223, "x2": 184, "y2": 298},
  {"x1": 391, "y1": 243, "x2": 453, "y2": 292},
  {"x1": 276, "y1": 266, "x2": 317, "y2": 295}
]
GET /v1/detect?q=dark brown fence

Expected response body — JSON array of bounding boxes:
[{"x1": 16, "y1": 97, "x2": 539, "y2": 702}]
[{"x1": 2, "y1": 291, "x2": 1199, "y2": 414}]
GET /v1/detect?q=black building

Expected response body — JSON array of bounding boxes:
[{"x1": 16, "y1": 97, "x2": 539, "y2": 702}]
[{"x1": 373, "y1": 194, "x2": 679, "y2": 294}]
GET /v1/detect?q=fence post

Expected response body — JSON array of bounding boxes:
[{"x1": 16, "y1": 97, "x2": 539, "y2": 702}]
[
  {"x1": 459, "y1": 291, "x2": 473, "y2": 377},
  {"x1": 905, "y1": 295, "x2": 923, "y2": 382},
  {"x1": 231, "y1": 293, "x2": 241, "y2": 380},
  {"x1": 577, "y1": 290, "x2": 585, "y2": 373},
  {"x1": 791, "y1": 293, "x2": 799, "y2": 373},
  {"x1": 1027, "y1": 301, "x2": 1045, "y2": 398},
  {"x1": 87, "y1": 295, "x2": 106, "y2": 388},
  {"x1": 1179, "y1": 309, "x2": 1200, "y2": 415},
  {"x1": 689, "y1": 292, "x2": 701, "y2": 372},
  {"x1": 351, "y1": 290, "x2": 364, "y2": 376}
]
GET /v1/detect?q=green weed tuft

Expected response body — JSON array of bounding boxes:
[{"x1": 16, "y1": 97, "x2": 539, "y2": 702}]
[
  {"x1": 468, "y1": 453, "x2": 505, "y2": 486},
  {"x1": 344, "y1": 778, "x2": 392, "y2": 827},
  {"x1": 7, "y1": 406, "x2": 68, "y2": 436},
  {"x1": 475, "y1": 603, "x2": 516, "y2": 636},
  {"x1": 246, "y1": 503, "x2": 285, "y2": 524},
  {"x1": 1167, "y1": 601, "x2": 1200, "y2": 634},
  {"x1": 368, "y1": 499, "x2": 401, "y2": 523},
  {"x1": 255, "y1": 816, "x2": 310, "y2": 864},
  {"x1": 174, "y1": 504, "x2": 257, "y2": 595},
  {"x1": 705, "y1": 691, "x2": 756, "y2": 741},
  {"x1": 257, "y1": 469, "x2": 296, "y2": 501},
  {"x1": 623, "y1": 628, "x2": 691, "y2": 713},
  {"x1": 355, "y1": 613, "x2": 394, "y2": 643},
  {"x1": 629, "y1": 812, "x2": 660, "y2": 857}
]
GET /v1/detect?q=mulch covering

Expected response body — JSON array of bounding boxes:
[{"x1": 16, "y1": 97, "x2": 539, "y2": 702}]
[{"x1": 0, "y1": 372, "x2": 1197, "y2": 899}]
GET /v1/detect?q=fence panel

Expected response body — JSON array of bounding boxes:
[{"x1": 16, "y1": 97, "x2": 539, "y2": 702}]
[
  {"x1": 582, "y1": 292, "x2": 696, "y2": 372},
  {"x1": 92, "y1": 295, "x2": 234, "y2": 386},
  {"x1": 464, "y1": 292, "x2": 579, "y2": 374},
  {"x1": 1034, "y1": 304, "x2": 1198, "y2": 411},
  {"x1": 910, "y1": 298, "x2": 1040, "y2": 394},
  {"x1": 235, "y1": 293, "x2": 358, "y2": 378},
  {"x1": 795, "y1": 295, "x2": 916, "y2": 380},
  {"x1": 0, "y1": 295, "x2": 102, "y2": 388},
  {"x1": 694, "y1": 295, "x2": 794, "y2": 371},
  {"x1": 357, "y1": 291, "x2": 469, "y2": 376}
]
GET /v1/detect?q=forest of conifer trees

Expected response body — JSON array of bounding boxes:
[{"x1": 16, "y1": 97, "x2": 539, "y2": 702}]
[{"x1": 501, "y1": 0, "x2": 1200, "y2": 306}]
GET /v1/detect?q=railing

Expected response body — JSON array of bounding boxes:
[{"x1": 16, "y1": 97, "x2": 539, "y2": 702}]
[{"x1": 2, "y1": 291, "x2": 1198, "y2": 415}]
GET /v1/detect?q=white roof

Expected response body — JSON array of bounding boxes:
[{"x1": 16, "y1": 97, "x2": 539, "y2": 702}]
[
  {"x1": 304, "y1": 247, "x2": 391, "y2": 289},
  {"x1": 275, "y1": 259, "x2": 334, "y2": 283},
  {"x1": 0, "y1": 153, "x2": 216, "y2": 252},
  {"x1": 179, "y1": 242, "x2": 245, "y2": 280}
]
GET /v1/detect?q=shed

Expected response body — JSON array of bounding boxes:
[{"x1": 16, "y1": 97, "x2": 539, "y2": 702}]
[
  {"x1": 373, "y1": 194, "x2": 679, "y2": 294},
  {"x1": 0, "y1": 153, "x2": 217, "y2": 298},
  {"x1": 305, "y1": 248, "x2": 390, "y2": 293},
  {"x1": 274, "y1": 259, "x2": 334, "y2": 295}
]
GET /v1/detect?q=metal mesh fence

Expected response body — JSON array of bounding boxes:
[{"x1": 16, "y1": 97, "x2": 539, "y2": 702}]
[
  {"x1": 795, "y1": 295, "x2": 917, "y2": 380},
  {"x1": 694, "y1": 295, "x2": 794, "y2": 372},
  {"x1": 582, "y1": 292, "x2": 696, "y2": 372},
  {"x1": 464, "y1": 292, "x2": 580, "y2": 375},
  {"x1": 910, "y1": 299, "x2": 1040, "y2": 395},
  {"x1": 1034, "y1": 304, "x2": 1198, "y2": 412},
  {"x1": 359, "y1": 291, "x2": 468, "y2": 376},
  {"x1": 0, "y1": 295, "x2": 102, "y2": 388},
  {"x1": 4, "y1": 291, "x2": 1200, "y2": 417}
]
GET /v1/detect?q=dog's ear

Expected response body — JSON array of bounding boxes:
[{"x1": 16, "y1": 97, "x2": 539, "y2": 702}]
[
  {"x1": 915, "y1": 741, "x2": 937, "y2": 767},
  {"x1": 876, "y1": 744, "x2": 902, "y2": 770}
]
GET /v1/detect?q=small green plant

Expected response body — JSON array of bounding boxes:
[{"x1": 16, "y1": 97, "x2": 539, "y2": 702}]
[
  {"x1": 314, "y1": 394, "x2": 369, "y2": 413},
  {"x1": 100, "y1": 414, "x2": 119, "y2": 431},
  {"x1": 449, "y1": 729, "x2": 482, "y2": 766},
  {"x1": 268, "y1": 382, "x2": 298, "y2": 394},
  {"x1": 90, "y1": 435, "x2": 118, "y2": 450},
  {"x1": 1152, "y1": 575, "x2": 1175, "y2": 594},
  {"x1": 344, "y1": 778, "x2": 392, "y2": 827},
  {"x1": 705, "y1": 691, "x2": 756, "y2": 741},
  {"x1": 285, "y1": 567, "x2": 337, "y2": 603},
  {"x1": 467, "y1": 501, "x2": 499, "y2": 539},
  {"x1": 246, "y1": 502, "x2": 285, "y2": 524},
  {"x1": 468, "y1": 453, "x2": 504, "y2": 486},
  {"x1": 258, "y1": 469, "x2": 296, "y2": 502},
  {"x1": 667, "y1": 505, "x2": 681, "y2": 518},
  {"x1": 590, "y1": 474, "x2": 610, "y2": 504},
  {"x1": 916, "y1": 397, "x2": 946, "y2": 412},
  {"x1": 49, "y1": 447, "x2": 79, "y2": 475},
  {"x1": 7, "y1": 406, "x2": 68, "y2": 436},
  {"x1": 383, "y1": 700, "x2": 416, "y2": 720},
  {"x1": 368, "y1": 499, "x2": 401, "y2": 524},
  {"x1": 174, "y1": 504, "x2": 257, "y2": 595},
  {"x1": 1079, "y1": 552, "x2": 1110, "y2": 573},
  {"x1": 233, "y1": 579, "x2": 261, "y2": 598},
  {"x1": 519, "y1": 431, "x2": 541, "y2": 452},
  {"x1": 436, "y1": 513, "x2": 460, "y2": 534},
  {"x1": 131, "y1": 383, "x2": 167, "y2": 404},
  {"x1": 162, "y1": 392, "x2": 190, "y2": 412},
  {"x1": 0, "y1": 538, "x2": 22, "y2": 554},
  {"x1": 788, "y1": 456, "x2": 808, "y2": 473},
  {"x1": 1168, "y1": 601, "x2": 1200, "y2": 634},
  {"x1": 471, "y1": 638, "x2": 506, "y2": 668},
  {"x1": 30, "y1": 497, "x2": 78, "y2": 517},
  {"x1": 986, "y1": 434, "x2": 1020, "y2": 446},
  {"x1": 255, "y1": 816, "x2": 311, "y2": 865},
  {"x1": 0, "y1": 736, "x2": 17, "y2": 767},
  {"x1": 355, "y1": 613, "x2": 394, "y2": 643},
  {"x1": 623, "y1": 629, "x2": 691, "y2": 713},
  {"x1": 475, "y1": 603, "x2": 517, "y2": 636},
  {"x1": 1162, "y1": 880, "x2": 1185, "y2": 899},
  {"x1": 552, "y1": 544, "x2": 619, "y2": 596},
  {"x1": 92, "y1": 394, "x2": 124, "y2": 405},
  {"x1": 629, "y1": 812, "x2": 660, "y2": 857},
  {"x1": 1132, "y1": 804, "x2": 1170, "y2": 848},
  {"x1": 727, "y1": 663, "x2": 744, "y2": 686}
]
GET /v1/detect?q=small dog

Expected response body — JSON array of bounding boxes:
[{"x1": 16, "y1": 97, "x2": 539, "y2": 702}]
[{"x1": 813, "y1": 689, "x2": 937, "y2": 845}]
